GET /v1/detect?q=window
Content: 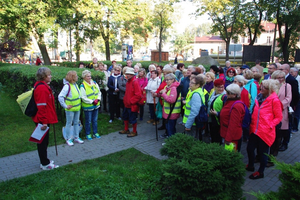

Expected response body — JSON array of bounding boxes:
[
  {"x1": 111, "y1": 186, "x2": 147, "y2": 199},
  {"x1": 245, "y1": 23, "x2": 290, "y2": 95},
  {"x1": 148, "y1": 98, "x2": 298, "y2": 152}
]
[{"x1": 267, "y1": 36, "x2": 271, "y2": 44}]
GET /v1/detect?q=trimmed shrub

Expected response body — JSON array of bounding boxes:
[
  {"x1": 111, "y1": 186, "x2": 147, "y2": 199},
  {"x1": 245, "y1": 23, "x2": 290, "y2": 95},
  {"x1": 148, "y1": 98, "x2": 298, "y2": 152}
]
[
  {"x1": 159, "y1": 133, "x2": 245, "y2": 200},
  {"x1": 254, "y1": 159, "x2": 300, "y2": 200},
  {"x1": 0, "y1": 63, "x2": 104, "y2": 98}
]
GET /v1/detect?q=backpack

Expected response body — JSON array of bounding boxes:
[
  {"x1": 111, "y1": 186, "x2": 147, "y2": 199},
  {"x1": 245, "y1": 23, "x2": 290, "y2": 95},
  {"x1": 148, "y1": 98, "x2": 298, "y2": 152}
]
[
  {"x1": 16, "y1": 82, "x2": 44, "y2": 117},
  {"x1": 194, "y1": 92, "x2": 208, "y2": 129},
  {"x1": 229, "y1": 101, "x2": 251, "y2": 128}
]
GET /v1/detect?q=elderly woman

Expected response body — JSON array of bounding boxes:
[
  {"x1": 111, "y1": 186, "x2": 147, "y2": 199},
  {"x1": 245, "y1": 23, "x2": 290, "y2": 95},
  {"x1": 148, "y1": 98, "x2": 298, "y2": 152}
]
[
  {"x1": 243, "y1": 69, "x2": 258, "y2": 112},
  {"x1": 183, "y1": 74, "x2": 206, "y2": 139},
  {"x1": 268, "y1": 71, "x2": 292, "y2": 165},
  {"x1": 204, "y1": 72, "x2": 215, "y2": 95},
  {"x1": 33, "y1": 67, "x2": 59, "y2": 170},
  {"x1": 246, "y1": 79, "x2": 283, "y2": 179},
  {"x1": 134, "y1": 63, "x2": 141, "y2": 76},
  {"x1": 107, "y1": 65, "x2": 122, "y2": 123},
  {"x1": 198, "y1": 65, "x2": 206, "y2": 74},
  {"x1": 145, "y1": 70, "x2": 161, "y2": 125},
  {"x1": 220, "y1": 84, "x2": 246, "y2": 151},
  {"x1": 80, "y1": 70, "x2": 101, "y2": 140},
  {"x1": 225, "y1": 67, "x2": 236, "y2": 88},
  {"x1": 207, "y1": 78, "x2": 227, "y2": 144},
  {"x1": 118, "y1": 67, "x2": 128, "y2": 115},
  {"x1": 137, "y1": 68, "x2": 148, "y2": 121},
  {"x1": 58, "y1": 71, "x2": 84, "y2": 146},
  {"x1": 146, "y1": 64, "x2": 156, "y2": 80},
  {"x1": 158, "y1": 73, "x2": 181, "y2": 137}
]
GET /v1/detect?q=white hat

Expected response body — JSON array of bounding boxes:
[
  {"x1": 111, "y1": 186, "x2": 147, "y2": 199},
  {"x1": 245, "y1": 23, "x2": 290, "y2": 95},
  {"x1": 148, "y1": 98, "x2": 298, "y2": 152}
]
[{"x1": 125, "y1": 68, "x2": 135, "y2": 75}]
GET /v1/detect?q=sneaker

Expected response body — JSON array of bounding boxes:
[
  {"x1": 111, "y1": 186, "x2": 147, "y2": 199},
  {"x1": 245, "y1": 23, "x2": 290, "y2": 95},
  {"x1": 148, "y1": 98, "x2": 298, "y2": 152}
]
[
  {"x1": 94, "y1": 133, "x2": 101, "y2": 139},
  {"x1": 159, "y1": 134, "x2": 168, "y2": 139},
  {"x1": 249, "y1": 171, "x2": 264, "y2": 179},
  {"x1": 40, "y1": 162, "x2": 59, "y2": 170},
  {"x1": 109, "y1": 119, "x2": 113, "y2": 123},
  {"x1": 74, "y1": 137, "x2": 84, "y2": 144},
  {"x1": 119, "y1": 130, "x2": 130, "y2": 134},
  {"x1": 86, "y1": 134, "x2": 92, "y2": 140},
  {"x1": 117, "y1": 117, "x2": 122, "y2": 120},
  {"x1": 66, "y1": 139, "x2": 74, "y2": 146},
  {"x1": 40, "y1": 160, "x2": 54, "y2": 169},
  {"x1": 162, "y1": 143, "x2": 166, "y2": 146}
]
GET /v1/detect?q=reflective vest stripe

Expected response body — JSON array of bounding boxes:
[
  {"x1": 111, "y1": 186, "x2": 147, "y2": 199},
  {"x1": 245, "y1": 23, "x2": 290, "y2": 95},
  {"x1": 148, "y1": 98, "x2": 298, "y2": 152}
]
[{"x1": 37, "y1": 103, "x2": 46, "y2": 106}]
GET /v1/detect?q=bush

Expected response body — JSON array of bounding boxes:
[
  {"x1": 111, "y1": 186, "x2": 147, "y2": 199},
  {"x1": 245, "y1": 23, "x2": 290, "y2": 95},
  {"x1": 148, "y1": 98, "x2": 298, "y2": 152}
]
[
  {"x1": 0, "y1": 63, "x2": 104, "y2": 98},
  {"x1": 159, "y1": 133, "x2": 245, "y2": 200},
  {"x1": 254, "y1": 159, "x2": 300, "y2": 200}
]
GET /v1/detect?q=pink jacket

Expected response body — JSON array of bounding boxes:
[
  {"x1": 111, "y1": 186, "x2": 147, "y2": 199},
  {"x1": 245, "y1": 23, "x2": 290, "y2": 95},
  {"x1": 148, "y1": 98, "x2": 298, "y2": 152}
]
[
  {"x1": 277, "y1": 83, "x2": 292, "y2": 130},
  {"x1": 158, "y1": 81, "x2": 181, "y2": 120},
  {"x1": 137, "y1": 77, "x2": 148, "y2": 90},
  {"x1": 250, "y1": 92, "x2": 283, "y2": 147}
]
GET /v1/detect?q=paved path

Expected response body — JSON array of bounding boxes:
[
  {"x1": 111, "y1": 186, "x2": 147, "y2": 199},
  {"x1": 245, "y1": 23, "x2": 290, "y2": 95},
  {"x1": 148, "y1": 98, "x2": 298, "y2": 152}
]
[{"x1": 1, "y1": 115, "x2": 299, "y2": 199}]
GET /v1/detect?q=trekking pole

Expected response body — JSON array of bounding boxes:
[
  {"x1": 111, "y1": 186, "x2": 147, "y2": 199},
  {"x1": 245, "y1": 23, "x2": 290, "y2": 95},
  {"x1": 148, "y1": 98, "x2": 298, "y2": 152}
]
[
  {"x1": 52, "y1": 124, "x2": 58, "y2": 156},
  {"x1": 153, "y1": 97, "x2": 158, "y2": 141}
]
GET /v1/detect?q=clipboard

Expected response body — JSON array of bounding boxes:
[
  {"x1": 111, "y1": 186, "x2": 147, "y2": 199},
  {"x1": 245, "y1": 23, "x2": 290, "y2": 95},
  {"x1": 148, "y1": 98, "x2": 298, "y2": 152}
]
[{"x1": 29, "y1": 124, "x2": 49, "y2": 144}]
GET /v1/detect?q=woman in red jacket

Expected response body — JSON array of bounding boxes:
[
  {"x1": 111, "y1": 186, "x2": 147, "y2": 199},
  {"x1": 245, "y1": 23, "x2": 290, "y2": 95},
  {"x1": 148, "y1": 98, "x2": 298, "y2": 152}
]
[
  {"x1": 32, "y1": 67, "x2": 59, "y2": 170},
  {"x1": 246, "y1": 79, "x2": 283, "y2": 179},
  {"x1": 220, "y1": 84, "x2": 245, "y2": 152}
]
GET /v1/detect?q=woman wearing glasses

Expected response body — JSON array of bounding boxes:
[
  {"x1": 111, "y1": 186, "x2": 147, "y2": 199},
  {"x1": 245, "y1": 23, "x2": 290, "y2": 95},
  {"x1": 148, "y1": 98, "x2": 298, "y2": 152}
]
[
  {"x1": 246, "y1": 79, "x2": 282, "y2": 179},
  {"x1": 225, "y1": 67, "x2": 237, "y2": 88}
]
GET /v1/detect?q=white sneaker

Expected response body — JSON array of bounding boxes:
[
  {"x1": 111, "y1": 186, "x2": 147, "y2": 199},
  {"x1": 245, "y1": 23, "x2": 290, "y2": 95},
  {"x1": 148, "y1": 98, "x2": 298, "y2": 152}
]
[
  {"x1": 40, "y1": 163, "x2": 59, "y2": 170},
  {"x1": 40, "y1": 160, "x2": 54, "y2": 169},
  {"x1": 162, "y1": 143, "x2": 166, "y2": 146},
  {"x1": 117, "y1": 117, "x2": 122, "y2": 120},
  {"x1": 109, "y1": 120, "x2": 112, "y2": 123},
  {"x1": 74, "y1": 137, "x2": 84, "y2": 144},
  {"x1": 66, "y1": 139, "x2": 74, "y2": 146}
]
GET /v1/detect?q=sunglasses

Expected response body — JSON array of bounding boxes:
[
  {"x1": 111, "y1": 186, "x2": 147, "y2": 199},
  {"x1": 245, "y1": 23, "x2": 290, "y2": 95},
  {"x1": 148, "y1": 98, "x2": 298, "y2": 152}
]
[{"x1": 228, "y1": 71, "x2": 234, "y2": 73}]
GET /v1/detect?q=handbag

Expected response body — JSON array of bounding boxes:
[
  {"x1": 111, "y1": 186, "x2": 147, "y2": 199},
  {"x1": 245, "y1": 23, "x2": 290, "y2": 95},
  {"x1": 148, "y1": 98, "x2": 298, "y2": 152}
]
[{"x1": 155, "y1": 102, "x2": 163, "y2": 119}]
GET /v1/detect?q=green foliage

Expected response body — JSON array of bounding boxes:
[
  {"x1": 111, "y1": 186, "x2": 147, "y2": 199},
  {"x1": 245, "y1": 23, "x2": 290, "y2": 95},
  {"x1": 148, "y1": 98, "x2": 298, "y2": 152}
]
[
  {"x1": 159, "y1": 133, "x2": 245, "y2": 200},
  {"x1": 0, "y1": 148, "x2": 163, "y2": 199},
  {"x1": 255, "y1": 159, "x2": 300, "y2": 200},
  {"x1": 0, "y1": 63, "x2": 103, "y2": 97}
]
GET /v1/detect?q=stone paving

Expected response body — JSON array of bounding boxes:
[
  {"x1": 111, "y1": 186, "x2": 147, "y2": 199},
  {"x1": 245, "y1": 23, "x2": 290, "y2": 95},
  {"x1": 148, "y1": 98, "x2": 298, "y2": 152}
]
[{"x1": 0, "y1": 112, "x2": 299, "y2": 199}]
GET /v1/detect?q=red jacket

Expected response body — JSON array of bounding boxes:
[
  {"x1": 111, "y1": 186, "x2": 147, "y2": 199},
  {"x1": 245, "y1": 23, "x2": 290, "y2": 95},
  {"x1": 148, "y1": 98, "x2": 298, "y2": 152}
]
[
  {"x1": 250, "y1": 92, "x2": 283, "y2": 147},
  {"x1": 32, "y1": 81, "x2": 58, "y2": 124},
  {"x1": 240, "y1": 88, "x2": 250, "y2": 109},
  {"x1": 155, "y1": 80, "x2": 167, "y2": 105},
  {"x1": 123, "y1": 76, "x2": 142, "y2": 112},
  {"x1": 220, "y1": 99, "x2": 245, "y2": 142}
]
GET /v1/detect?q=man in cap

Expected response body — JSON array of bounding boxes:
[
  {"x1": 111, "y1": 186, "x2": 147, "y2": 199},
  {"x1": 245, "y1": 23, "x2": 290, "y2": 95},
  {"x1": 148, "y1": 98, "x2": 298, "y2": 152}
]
[{"x1": 119, "y1": 68, "x2": 142, "y2": 137}]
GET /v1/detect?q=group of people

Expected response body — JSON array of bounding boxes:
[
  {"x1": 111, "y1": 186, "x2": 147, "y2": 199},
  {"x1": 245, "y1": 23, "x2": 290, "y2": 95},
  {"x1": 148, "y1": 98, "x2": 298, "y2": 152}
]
[{"x1": 32, "y1": 59, "x2": 300, "y2": 181}]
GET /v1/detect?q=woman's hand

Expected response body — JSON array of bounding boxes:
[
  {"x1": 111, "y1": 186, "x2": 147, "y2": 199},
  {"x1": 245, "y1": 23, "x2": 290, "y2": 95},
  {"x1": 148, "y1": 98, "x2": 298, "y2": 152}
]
[
  {"x1": 66, "y1": 105, "x2": 73, "y2": 110},
  {"x1": 182, "y1": 100, "x2": 186, "y2": 105},
  {"x1": 41, "y1": 124, "x2": 47, "y2": 130},
  {"x1": 210, "y1": 109, "x2": 217, "y2": 116},
  {"x1": 224, "y1": 140, "x2": 231, "y2": 145},
  {"x1": 185, "y1": 128, "x2": 191, "y2": 131},
  {"x1": 152, "y1": 92, "x2": 157, "y2": 97},
  {"x1": 160, "y1": 89, "x2": 166, "y2": 94}
]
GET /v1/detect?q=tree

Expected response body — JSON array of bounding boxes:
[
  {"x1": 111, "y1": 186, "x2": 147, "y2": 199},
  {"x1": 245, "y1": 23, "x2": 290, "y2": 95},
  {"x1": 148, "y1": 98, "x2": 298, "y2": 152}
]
[
  {"x1": 268, "y1": 0, "x2": 300, "y2": 62},
  {"x1": 151, "y1": 2, "x2": 174, "y2": 62},
  {"x1": 197, "y1": 0, "x2": 243, "y2": 60},
  {"x1": 240, "y1": 0, "x2": 268, "y2": 45}
]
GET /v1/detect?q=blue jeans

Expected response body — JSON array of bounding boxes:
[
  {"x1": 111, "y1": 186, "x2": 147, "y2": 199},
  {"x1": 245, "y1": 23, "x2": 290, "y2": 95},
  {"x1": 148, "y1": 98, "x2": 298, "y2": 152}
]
[
  {"x1": 65, "y1": 110, "x2": 80, "y2": 139},
  {"x1": 84, "y1": 109, "x2": 99, "y2": 135},
  {"x1": 166, "y1": 119, "x2": 177, "y2": 136}
]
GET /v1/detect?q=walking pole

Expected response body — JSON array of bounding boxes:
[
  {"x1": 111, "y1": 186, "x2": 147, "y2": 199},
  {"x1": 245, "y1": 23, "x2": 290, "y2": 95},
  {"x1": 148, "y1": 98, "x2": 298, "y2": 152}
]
[
  {"x1": 52, "y1": 124, "x2": 58, "y2": 156},
  {"x1": 153, "y1": 97, "x2": 158, "y2": 141}
]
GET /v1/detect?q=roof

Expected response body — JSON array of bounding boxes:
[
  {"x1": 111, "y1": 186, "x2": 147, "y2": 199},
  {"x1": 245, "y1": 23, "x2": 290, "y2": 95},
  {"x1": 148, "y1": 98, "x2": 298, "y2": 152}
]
[{"x1": 195, "y1": 36, "x2": 223, "y2": 43}]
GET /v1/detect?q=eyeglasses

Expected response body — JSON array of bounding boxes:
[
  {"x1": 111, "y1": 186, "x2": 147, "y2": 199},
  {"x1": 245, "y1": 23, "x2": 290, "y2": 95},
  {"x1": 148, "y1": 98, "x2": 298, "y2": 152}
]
[
  {"x1": 276, "y1": 77, "x2": 285, "y2": 79},
  {"x1": 190, "y1": 82, "x2": 196, "y2": 85},
  {"x1": 165, "y1": 79, "x2": 172, "y2": 81},
  {"x1": 278, "y1": 69, "x2": 284, "y2": 71},
  {"x1": 268, "y1": 67, "x2": 275, "y2": 70},
  {"x1": 261, "y1": 86, "x2": 269, "y2": 90},
  {"x1": 228, "y1": 71, "x2": 234, "y2": 73},
  {"x1": 115, "y1": 70, "x2": 120, "y2": 72}
]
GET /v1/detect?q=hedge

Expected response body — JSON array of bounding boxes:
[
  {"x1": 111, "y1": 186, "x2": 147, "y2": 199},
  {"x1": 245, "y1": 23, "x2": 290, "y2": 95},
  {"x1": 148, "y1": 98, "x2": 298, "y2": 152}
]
[{"x1": 0, "y1": 63, "x2": 104, "y2": 98}]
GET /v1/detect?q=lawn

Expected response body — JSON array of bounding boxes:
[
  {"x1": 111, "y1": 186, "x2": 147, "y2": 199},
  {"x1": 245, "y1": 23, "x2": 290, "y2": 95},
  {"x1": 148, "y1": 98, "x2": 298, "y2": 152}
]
[
  {"x1": 0, "y1": 148, "x2": 163, "y2": 199},
  {"x1": 0, "y1": 91, "x2": 124, "y2": 158}
]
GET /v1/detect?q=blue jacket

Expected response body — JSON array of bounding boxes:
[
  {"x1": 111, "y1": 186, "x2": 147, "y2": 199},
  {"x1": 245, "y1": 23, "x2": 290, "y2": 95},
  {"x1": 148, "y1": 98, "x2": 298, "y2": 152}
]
[
  {"x1": 107, "y1": 74, "x2": 121, "y2": 95},
  {"x1": 180, "y1": 76, "x2": 190, "y2": 99},
  {"x1": 244, "y1": 79, "x2": 257, "y2": 113}
]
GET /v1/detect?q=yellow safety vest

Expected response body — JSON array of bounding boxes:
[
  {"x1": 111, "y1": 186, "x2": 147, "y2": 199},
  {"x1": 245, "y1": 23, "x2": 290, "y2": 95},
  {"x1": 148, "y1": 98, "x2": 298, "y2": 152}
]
[
  {"x1": 65, "y1": 83, "x2": 81, "y2": 112},
  {"x1": 81, "y1": 81, "x2": 100, "y2": 110},
  {"x1": 183, "y1": 88, "x2": 205, "y2": 124},
  {"x1": 163, "y1": 86, "x2": 181, "y2": 115}
]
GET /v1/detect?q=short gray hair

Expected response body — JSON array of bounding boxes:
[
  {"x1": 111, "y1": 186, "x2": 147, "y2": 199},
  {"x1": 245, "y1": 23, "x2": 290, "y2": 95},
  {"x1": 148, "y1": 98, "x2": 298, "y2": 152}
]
[
  {"x1": 261, "y1": 79, "x2": 280, "y2": 95},
  {"x1": 235, "y1": 75, "x2": 247, "y2": 85},
  {"x1": 188, "y1": 65, "x2": 196, "y2": 72},
  {"x1": 226, "y1": 60, "x2": 230, "y2": 65},
  {"x1": 198, "y1": 65, "x2": 206, "y2": 73},
  {"x1": 164, "y1": 73, "x2": 176, "y2": 80},
  {"x1": 290, "y1": 67, "x2": 299, "y2": 73},
  {"x1": 82, "y1": 70, "x2": 91, "y2": 78},
  {"x1": 226, "y1": 83, "x2": 241, "y2": 97},
  {"x1": 148, "y1": 64, "x2": 156, "y2": 71},
  {"x1": 243, "y1": 69, "x2": 254, "y2": 80},
  {"x1": 271, "y1": 70, "x2": 285, "y2": 79},
  {"x1": 163, "y1": 64, "x2": 174, "y2": 73},
  {"x1": 36, "y1": 67, "x2": 51, "y2": 81}
]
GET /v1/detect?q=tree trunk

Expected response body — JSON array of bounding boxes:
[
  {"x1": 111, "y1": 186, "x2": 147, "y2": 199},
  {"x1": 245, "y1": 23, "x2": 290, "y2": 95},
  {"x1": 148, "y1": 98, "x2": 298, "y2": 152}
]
[
  {"x1": 35, "y1": 33, "x2": 51, "y2": 65},
  {"x1": 75, "y1": 23, "x2": 80, "y2": 62},
  {"x1": 225, "y1": 40, "x2": 230, "y2": 61},
  {"x1": 105, "y1": 39, "x2": 110, "y2": 61},
  {"x1": 159, "y1": 27, "x2": 163, "y2": 62}
]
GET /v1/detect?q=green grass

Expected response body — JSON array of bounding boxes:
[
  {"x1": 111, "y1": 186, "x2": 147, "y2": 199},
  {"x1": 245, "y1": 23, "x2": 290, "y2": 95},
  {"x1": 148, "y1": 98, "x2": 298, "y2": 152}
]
[
  {"x1": 0, "y1": 91, "x2": 124, "y2": 158},
  {"x1": 0, "y1": 148, "x2": 163, "y2": 199}
]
